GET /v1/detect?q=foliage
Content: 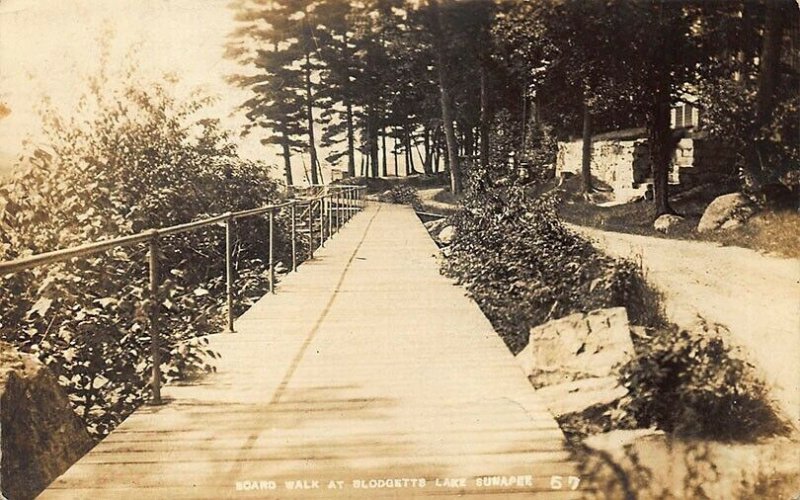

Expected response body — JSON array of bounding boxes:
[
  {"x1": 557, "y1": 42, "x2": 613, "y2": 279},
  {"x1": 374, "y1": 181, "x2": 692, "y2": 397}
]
[
  {"x1": 617, "y1": 320, "x2": 787, "y2": 440},
  {"x1": 441, "y1": 161, "x2": 662, "y2": 354},
  {"x1": 697, "y1": 70, "x2": 800, "y2": 195},
  {"x1": 0, "y1": 58, "x2": 287, "y2": 437},
  {"x1": 383, "y1": 185, "x2": 420, "y2": 207}
]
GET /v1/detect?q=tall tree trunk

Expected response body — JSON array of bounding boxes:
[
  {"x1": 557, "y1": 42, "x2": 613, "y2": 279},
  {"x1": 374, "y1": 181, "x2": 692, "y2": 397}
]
[
  {"x1": 393, "y1": 133, "x2": 399, "y2": 176},
  {"x1": 404, "y1": 119, "x2": 417, "y2": 175},
  {"x1": 463, "y1": 126, "x2": 474, "y2": 159},
  {"x1": 648, "y1": 78, "x2": 674, "y2": 216},
  {"x1": 408, "y1": 132, "x2": 417, "y2": 174},
  {"x1": 519, "y1": 83, "x2": 527, "y2": 162},
  {"x1": 430, "y1": 0, "x2": 462, "y2": 194},
  {"x1": 479, "y1": 62, "x2": 490, "y2": 169},
  {"x1": 281, "y1": 132, "x2": 293, "y2": 186},
  {"x1": 755, "y1": 0, "x2": 786, "y2": 130},
  {"x1": 746, "y1": 0, "x2": 788, "y2": 178},
  {"x1": 434, "y1": 126, "x2": 443, "y2": 173},
  {"x1": 404, "y1": 127, "x2": 411, "y2": 176},
  {"x1": 381, "y1": 125, "x2": 388, "y2": 177},
  {"x1": 345, "y1": 102, "x2": 356, "y2": 177},
  {"x1": 581, "y1": 101, "x2": 593, "y2": 193},
  {"x1": 342, "y1": 32, "x2": 356, "y2": 178},
  {"x1": 304, "y1": 50, "x2": 319, "y2": 185},
  {"x1": 368, "y1": 108, "x2": 379, "y2": 178},
  {"x1": 423, "y1": 126, "x2": 433, "y2": 175}
]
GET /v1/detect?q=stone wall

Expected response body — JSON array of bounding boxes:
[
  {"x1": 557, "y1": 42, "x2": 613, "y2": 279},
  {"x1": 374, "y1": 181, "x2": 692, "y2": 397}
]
[
  {"x1": 556, "y1": 138, "x2": 649, "y2": 200},
  {"x1": 679, "y1": 138, "x2": 738, "y2": 187},
  {"x1": 556, "y1": 134, "x2": 736, "y2": 200},
  {"x1": 1, "y1": 342, "x2": 94, "y2": 500}
]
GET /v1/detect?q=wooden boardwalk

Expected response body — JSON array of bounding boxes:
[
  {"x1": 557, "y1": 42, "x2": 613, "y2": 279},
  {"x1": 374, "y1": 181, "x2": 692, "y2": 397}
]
[{"x1": 41, "y1": 203, "x2": 584, "y2": 499}]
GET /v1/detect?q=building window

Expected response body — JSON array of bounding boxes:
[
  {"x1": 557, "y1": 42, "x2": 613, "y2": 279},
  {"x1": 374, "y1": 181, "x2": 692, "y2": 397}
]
[{"x1": 684, "y1": 105, "x2": 694, "y2": 127}]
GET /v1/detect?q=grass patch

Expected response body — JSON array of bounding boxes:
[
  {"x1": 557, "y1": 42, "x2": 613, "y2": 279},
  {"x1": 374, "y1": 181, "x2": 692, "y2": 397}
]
[{"x1": 558, "y1": 178, "x2": 800, "y2": 259}]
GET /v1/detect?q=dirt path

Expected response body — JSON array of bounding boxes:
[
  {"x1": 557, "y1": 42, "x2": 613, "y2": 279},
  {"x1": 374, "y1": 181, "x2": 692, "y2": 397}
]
[
  {"x1": 417, "y1": 188, "x2": 455, "y2": 213},
  {"x1": 571, "y1": 225, "x2": 800, "y2": 427}
]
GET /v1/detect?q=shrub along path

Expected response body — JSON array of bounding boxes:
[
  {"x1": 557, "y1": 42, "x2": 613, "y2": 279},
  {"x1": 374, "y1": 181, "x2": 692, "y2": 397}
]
[
  {"x1": 41, "y1": 203, "x2": 583, "y2": 499},
  {"x1": 571, "y1": 224, "x2": 800, "y2": 428}
]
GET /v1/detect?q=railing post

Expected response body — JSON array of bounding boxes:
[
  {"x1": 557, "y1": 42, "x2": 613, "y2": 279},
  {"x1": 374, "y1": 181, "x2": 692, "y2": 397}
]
[
  {"x1": 347, "y1": 189, "x2": 353, "y2": 221},
  {"x1": 343, "y1": 190, "x2": 348, "y2": 224},
  {"x1": 225, "y1": 214, "x2": 235, "y2": 333},
  {"x1": 147, "y1": 231, "x2": 163, "y2": 405},
  {"x1": 319, "y1": 196, "x2": 325, "y2": 247},
  {"x1": 307, "y1": 201, "x2": 314, "y2": 260},
  {"x1": 269, "y1": 208, "x2": 275, "y2": 294},
  {"x1": 327, "y1": 195, "x2": 333, "y2": 239},
  {"x1": 335, "y1": 191, "x2": 340, "y2": 232},
  {"x1": 291, "y1": 202, "x2": 297, "y2": 272}
]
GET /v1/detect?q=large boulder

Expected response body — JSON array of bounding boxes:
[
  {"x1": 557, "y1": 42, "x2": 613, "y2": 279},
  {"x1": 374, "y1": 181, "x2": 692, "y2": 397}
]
[
  {"x1": 437, "y1": 225, "x2": 456, "y2": 245},
  {"x1": 1, "y1": 342, "x2": 94, "y2": 500},
  {"x1": 516, "y1": 307, "x2": 634, "y2": 387},
  {"x1": 697, "y1": 193, "x2": 756, "y2": 233},
  {"x1": 653, "y1": 214, "x2": 684, "y2": 234}
]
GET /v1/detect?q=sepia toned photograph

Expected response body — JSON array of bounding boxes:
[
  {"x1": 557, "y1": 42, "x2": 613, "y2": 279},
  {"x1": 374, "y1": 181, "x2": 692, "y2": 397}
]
[{"x1": 0, "y1": 0, "x2": 798, "y2": 498}]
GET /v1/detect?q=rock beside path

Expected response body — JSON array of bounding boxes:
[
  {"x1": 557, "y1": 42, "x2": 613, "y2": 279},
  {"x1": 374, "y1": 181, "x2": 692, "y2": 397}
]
[
  {"x1": 423, "y1": 218, "x2": 456, "y2": 246},
  {"x1": 1, "y1": 342, "x2": 93, "y2": 500},
  {"x1": 697, "y1": 192, "x2": 756, "y2": 233},
  {"x1": 653, "y1": 214, "x2": 684, "y2": 233},
  {"x1": 517, "y1": 307, "x2": 634, "y2": 387},
  {"x1": 423, "y1": 218, "x2": 448, "y2": 235},
  {"x1": 516, "y1": 308, "x2": 634, "y2": 424},
  {"x1": 437, "y1": 225, "x2": 456, "y2": 245}
]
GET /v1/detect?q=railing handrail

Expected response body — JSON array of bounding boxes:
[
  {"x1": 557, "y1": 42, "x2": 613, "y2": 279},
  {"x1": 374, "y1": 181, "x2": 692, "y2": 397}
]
[
  {"x1": 0, "y1": 187, "x2": 365, "y2": 275},
  {"x1": 0, "y1": 183, "x2": 365, "y2": 405}
]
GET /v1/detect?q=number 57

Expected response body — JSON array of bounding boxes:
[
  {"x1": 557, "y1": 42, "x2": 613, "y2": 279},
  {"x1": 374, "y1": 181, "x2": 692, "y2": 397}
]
[{"x1": 550, "y1": 476, "x2": 581, "y2": 490}]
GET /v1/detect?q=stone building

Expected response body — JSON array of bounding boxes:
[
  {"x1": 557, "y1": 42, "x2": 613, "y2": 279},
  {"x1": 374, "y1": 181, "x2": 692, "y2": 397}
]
[{"x1": 556, "y1": 103, "x2": 736, "y2": 202}]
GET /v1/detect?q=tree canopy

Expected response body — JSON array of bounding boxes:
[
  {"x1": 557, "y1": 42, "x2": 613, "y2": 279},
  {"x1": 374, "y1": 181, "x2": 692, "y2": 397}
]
[{"x1": 227, "y1": 0, "x2": 799, "y2": 210}]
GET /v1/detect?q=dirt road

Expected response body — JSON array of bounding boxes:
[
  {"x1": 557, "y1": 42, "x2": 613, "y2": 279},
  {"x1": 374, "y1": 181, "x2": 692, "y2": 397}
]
[{"x1": 571, "y1": 225, "x2": 800, "y2": 427}]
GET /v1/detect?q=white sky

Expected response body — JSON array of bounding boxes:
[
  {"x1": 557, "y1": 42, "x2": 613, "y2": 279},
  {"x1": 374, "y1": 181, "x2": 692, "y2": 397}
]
[{"x1": 0, "y1": 0, "x2": 280, "y2": 165}]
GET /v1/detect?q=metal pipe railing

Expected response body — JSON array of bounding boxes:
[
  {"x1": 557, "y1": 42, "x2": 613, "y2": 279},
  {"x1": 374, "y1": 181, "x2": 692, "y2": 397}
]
[{"x1": 0, "y1": 185, "x2": 366, "y2": 404}]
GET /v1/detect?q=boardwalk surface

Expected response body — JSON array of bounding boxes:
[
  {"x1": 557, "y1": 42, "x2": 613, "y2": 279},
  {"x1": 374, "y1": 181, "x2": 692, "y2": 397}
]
[{"x1": 42, "y1": 203, "x2": 583, "y2": 499}]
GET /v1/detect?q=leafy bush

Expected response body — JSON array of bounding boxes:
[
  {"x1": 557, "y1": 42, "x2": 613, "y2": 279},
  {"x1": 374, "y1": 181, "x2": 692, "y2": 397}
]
[
  {"x1": 383, "y1": 185, "x2": 420, "y2": 207},
  {"x1": 0, "y1": 57, "x2": 289, "y2": 437},
  {"x1": 617, "y1": 319, "x2": 787, "y2": 440},
  {"x1": 442, "y1": 164, "x2": 662, "y2": 354},
  {"x1": 443, "y1": 155, "x2": 784, "y2": 442}
]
